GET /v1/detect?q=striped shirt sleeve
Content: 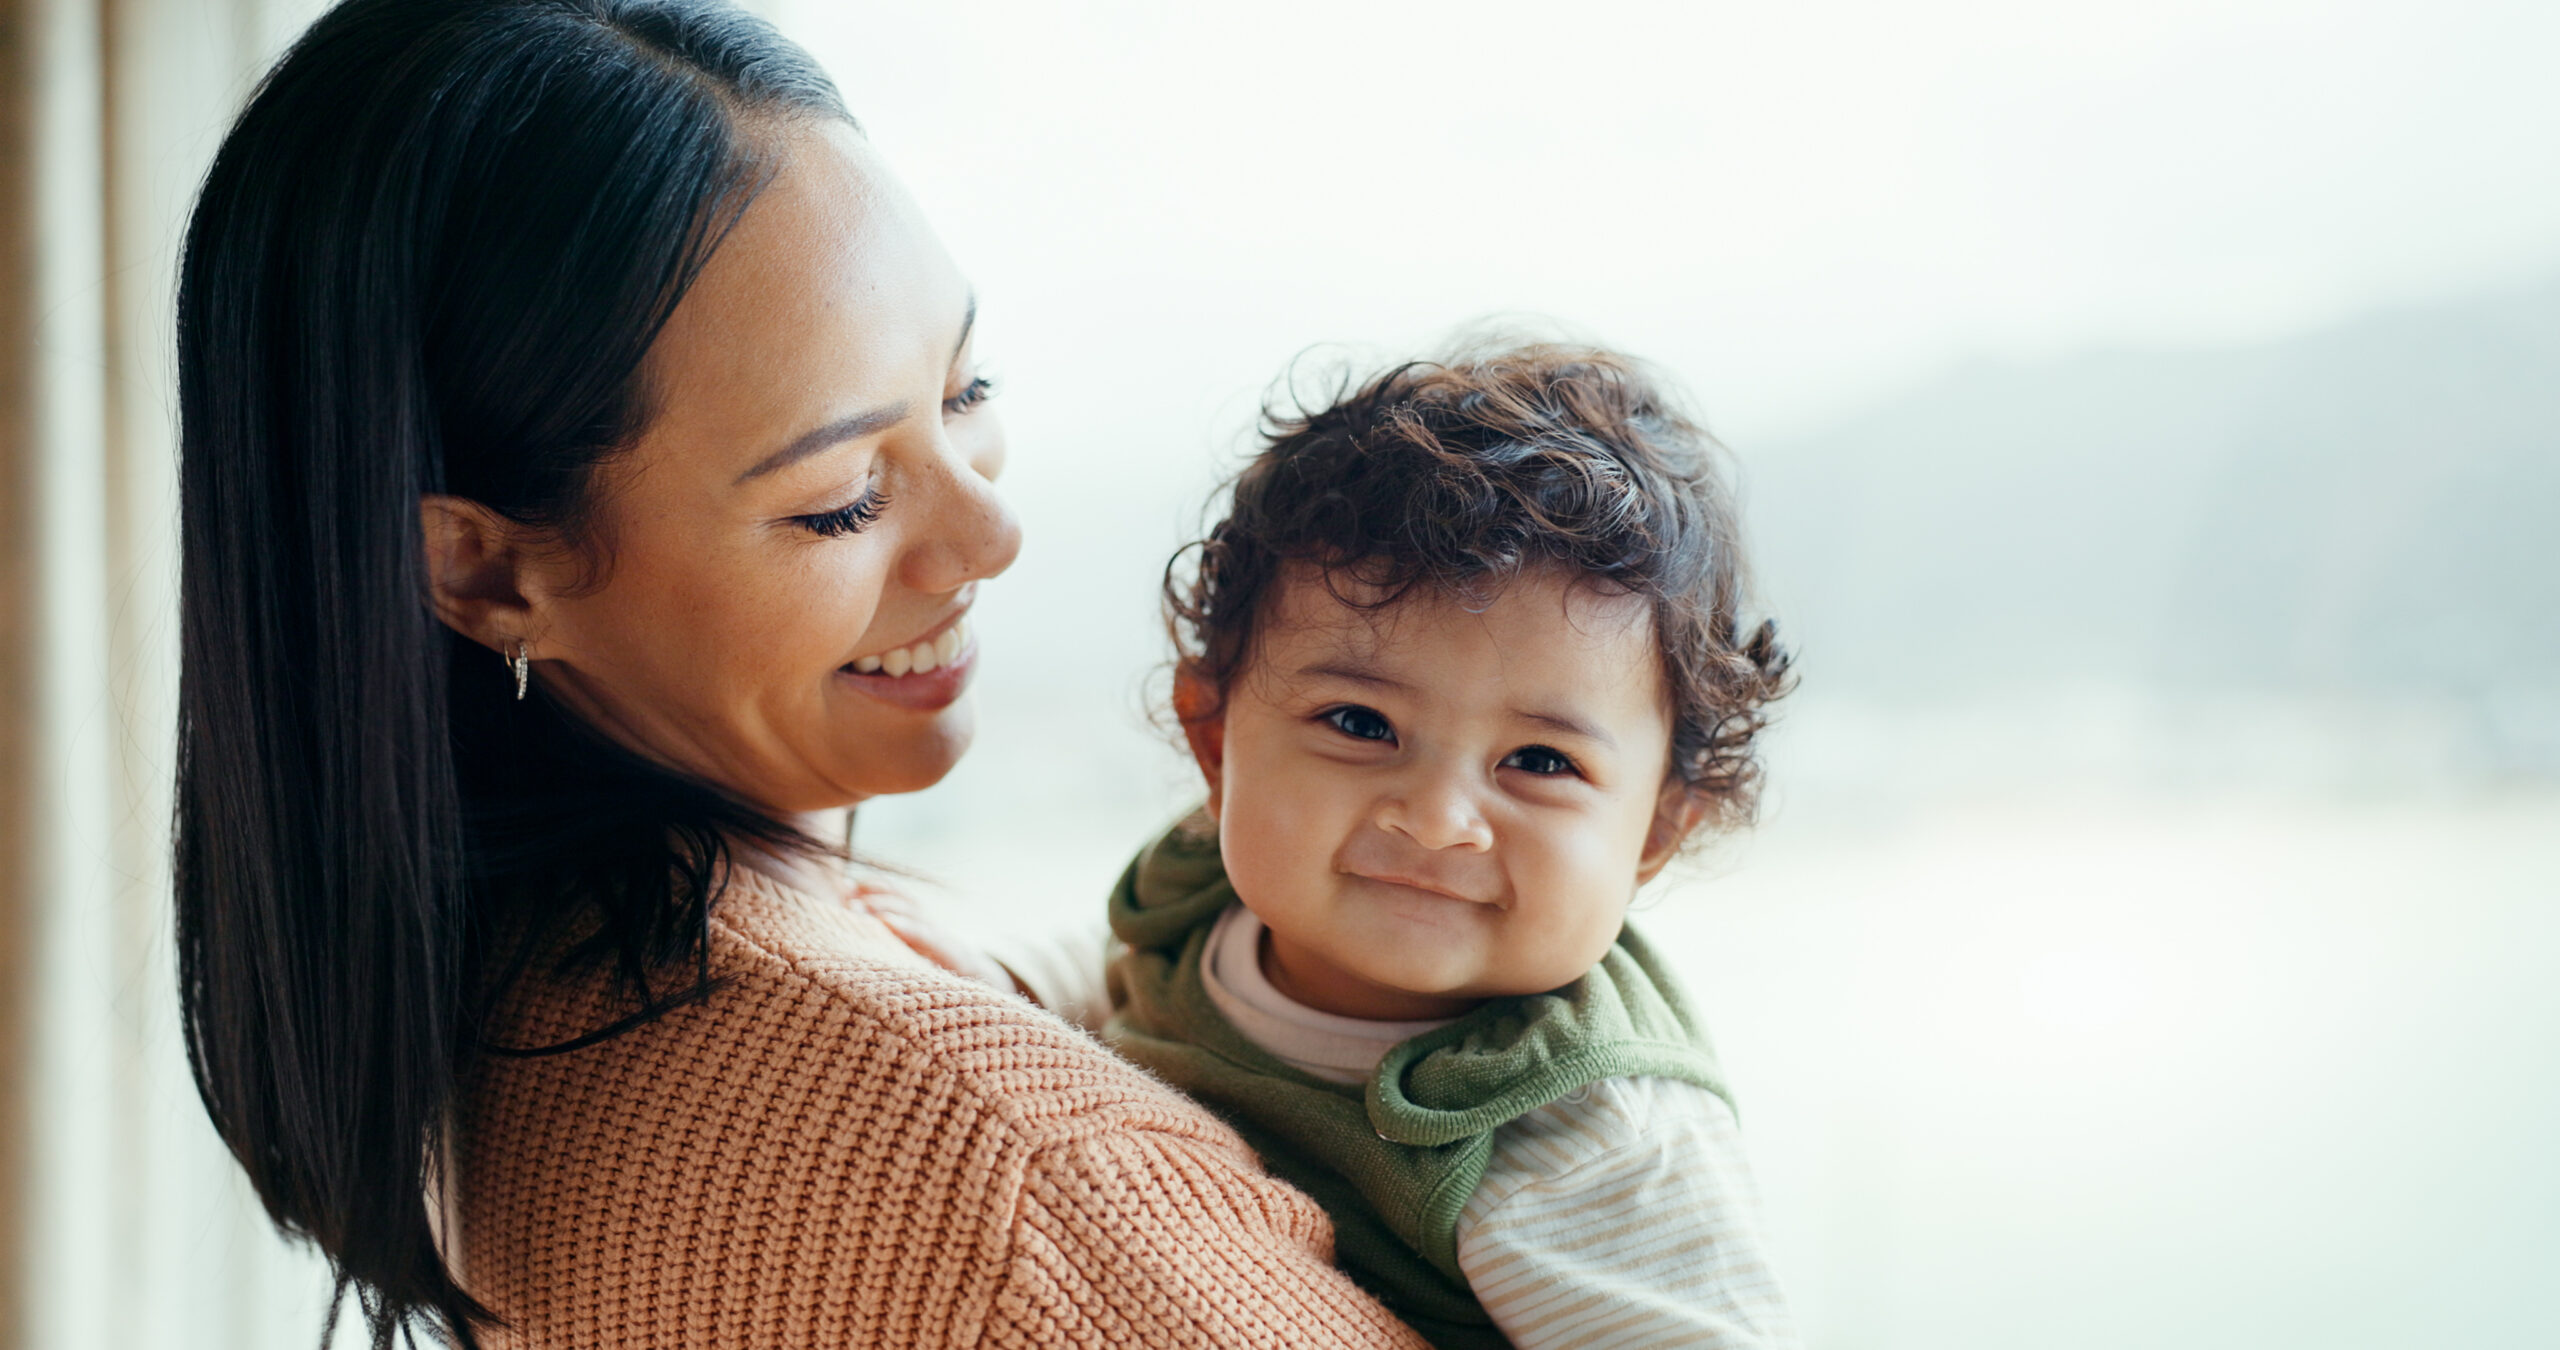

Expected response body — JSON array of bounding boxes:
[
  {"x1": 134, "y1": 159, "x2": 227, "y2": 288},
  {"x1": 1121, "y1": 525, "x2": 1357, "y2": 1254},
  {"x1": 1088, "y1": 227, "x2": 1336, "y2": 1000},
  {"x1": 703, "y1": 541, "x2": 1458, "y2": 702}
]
[{"x1": 1455, "y1": 1077, "x2": 1798, "y2": 1350}]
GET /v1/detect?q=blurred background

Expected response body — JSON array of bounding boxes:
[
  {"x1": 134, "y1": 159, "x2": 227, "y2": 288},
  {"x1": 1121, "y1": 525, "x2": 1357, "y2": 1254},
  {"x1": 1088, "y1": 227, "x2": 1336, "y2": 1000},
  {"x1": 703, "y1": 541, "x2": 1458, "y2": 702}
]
[{"x1": 0, "y1": 0, "x2": 2551, "y2": 1346}]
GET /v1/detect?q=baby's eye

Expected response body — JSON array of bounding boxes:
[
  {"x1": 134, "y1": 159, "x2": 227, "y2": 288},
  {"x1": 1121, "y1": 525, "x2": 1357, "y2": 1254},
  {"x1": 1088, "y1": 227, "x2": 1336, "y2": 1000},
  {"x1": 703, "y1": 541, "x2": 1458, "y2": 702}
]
[
  {"x1": 1321, "y1": 705, "x2": 1396, "y2": 745},
  {"x1": 1502, "y1": 745, "x2": 1577, "y2": 777}
]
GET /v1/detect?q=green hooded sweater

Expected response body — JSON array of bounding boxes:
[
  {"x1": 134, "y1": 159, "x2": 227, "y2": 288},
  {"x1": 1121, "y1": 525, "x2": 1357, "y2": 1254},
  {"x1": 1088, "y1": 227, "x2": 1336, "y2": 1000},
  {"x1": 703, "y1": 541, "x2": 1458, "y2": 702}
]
[{"x1": 1103, "y1": 816, "x2": 1732, "y2": 1350}]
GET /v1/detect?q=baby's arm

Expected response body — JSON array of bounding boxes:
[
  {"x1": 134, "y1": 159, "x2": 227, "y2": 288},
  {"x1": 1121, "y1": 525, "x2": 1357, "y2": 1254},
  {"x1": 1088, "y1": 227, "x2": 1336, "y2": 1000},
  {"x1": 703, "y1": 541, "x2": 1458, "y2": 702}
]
[
  {"x1": 850, "y1": 883, "x2": 1115, "y2": 1030},
  {"x1": 1457, "y1": 1077, "x2": 1797, "y2": 1349},
  {"x1": 985, "y1": 918, "x2": 1117, "y2": 1033}
]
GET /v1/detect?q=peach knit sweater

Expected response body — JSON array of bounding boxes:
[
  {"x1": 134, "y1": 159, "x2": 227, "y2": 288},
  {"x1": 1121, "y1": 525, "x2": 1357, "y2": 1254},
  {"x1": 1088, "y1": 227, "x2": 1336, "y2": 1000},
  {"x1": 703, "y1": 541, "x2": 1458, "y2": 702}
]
[{"x1": 455, "y1": 867, "x2": 1428, "y2": 1348}]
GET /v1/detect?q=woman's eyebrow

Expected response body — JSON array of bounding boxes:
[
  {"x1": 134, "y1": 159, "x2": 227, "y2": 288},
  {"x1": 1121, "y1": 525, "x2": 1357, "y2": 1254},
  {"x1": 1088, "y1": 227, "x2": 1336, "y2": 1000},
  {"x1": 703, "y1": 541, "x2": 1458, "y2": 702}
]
[
  {"x1": 949, "y1": 290, "x2": 977, "y2": 366},
  {"x1": 736, "y1": 291, "x2": 979, "y2": 486},
  {"x1": 735, "y1": 402, "x2": 912, "y2": 483}
]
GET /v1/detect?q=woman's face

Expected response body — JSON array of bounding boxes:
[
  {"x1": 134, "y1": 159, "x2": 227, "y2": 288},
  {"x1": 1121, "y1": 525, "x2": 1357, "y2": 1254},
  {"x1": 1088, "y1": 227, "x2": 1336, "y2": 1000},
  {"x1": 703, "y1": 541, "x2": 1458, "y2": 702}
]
[{"x1": 512, "y1": 120, "x2": 1018, "y2": 815}]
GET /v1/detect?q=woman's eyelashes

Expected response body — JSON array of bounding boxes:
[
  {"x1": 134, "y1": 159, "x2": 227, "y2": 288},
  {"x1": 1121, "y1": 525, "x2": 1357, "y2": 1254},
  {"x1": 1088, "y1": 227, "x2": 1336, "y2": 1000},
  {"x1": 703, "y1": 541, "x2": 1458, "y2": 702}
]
[
  {"x1": 1321, "y1": 704, "x2": 1396, "y2": 744},
  {"x1": 788, "y1": 376, "x2": 988, "y2": 539},
  {"x1": 792, "y1": 376, "x2": 988, "y2": 538},
  {"x1": 793, "y1": 484, "x2": 889, "y2": 538},
  {"x1": 943, "y1": 373, "x2": 995, "y2": 416}
]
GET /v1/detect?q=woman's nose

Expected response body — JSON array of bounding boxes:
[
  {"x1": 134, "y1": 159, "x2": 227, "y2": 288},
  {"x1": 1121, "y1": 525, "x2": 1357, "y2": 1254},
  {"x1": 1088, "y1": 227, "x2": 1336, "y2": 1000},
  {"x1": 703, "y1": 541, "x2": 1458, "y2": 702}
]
[
  {"x1": 1375, "y1": 767, "x2": 1494, "y2": 853},
  {"x1": 901, "y1": 433, "x2": 1023, "y2": 593}
]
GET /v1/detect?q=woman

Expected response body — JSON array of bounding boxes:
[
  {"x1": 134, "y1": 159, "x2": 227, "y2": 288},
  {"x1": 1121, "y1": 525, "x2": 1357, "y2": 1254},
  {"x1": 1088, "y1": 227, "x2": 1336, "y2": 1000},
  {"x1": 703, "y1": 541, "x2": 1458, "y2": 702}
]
[{"x1": 172, "y1": 1, "x2": 1428, "y2": 1345}]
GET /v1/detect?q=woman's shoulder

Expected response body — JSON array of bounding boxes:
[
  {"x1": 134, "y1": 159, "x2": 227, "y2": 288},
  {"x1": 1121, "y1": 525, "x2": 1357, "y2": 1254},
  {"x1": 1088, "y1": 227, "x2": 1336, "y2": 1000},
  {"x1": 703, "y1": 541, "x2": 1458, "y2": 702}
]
[
  {"x1": 469, "y1": 867, "x2": 1225, "y2": 1167},
  {"x1": 701, "y1": 868, "x2": 1217, "y2": 1140},
  {"x1": 455, "y1": 869, "x2": 1335, "y2": 1345}
]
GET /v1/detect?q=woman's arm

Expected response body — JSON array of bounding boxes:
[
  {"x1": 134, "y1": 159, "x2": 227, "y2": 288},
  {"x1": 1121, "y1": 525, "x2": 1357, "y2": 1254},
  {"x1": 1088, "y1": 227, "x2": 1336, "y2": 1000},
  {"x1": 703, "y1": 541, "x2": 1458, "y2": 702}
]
[
  {"x1": 858, "y1": 886, "x2": 1116, "y2": 1033},
  {"x1": 986, "y1": 920, "x2": 1116, "y2": 1034},
  {"x1": 989, "y1": 1126, "x2": 1431, "y2": 1348}
]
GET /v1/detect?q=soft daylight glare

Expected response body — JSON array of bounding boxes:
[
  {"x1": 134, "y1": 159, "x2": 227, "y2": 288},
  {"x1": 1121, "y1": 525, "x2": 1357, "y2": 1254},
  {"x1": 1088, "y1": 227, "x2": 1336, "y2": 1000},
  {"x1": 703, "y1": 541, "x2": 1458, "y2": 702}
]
[
  {"x1": 788, "y1": 0, "x2": 2560, "y2": 437},
  {"x1": 87, "y1": 3, "x2": 2554, "y2": 1346},
  {"x1": 781, "y1": 3, "x2": 2560, "y2": 1348}
]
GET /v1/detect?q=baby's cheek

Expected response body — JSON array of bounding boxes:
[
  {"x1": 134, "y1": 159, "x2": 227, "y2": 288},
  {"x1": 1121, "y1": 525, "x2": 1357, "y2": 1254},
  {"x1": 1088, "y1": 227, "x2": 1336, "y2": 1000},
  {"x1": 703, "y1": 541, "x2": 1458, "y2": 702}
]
[
  {"x1": 1216, "y1": 773, "x2": 1328, "y2": 915},
  {"x1": 1509, "y1": 838, "x2": 1637, "y2": 982}
]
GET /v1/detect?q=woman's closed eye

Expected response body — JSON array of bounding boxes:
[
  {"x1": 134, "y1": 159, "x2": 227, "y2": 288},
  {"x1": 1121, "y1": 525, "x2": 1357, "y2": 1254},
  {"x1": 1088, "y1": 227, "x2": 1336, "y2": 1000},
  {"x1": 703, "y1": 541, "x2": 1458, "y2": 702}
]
[
  {"x1": 792, "y1": 483, "x2": 889, "y2": 538},
  {"x1": 1320, "y1": 705, "x2": 1396, "y2": 745},
  {"x1": 1501, "y1": 744, "x2": 1579, "y2": 777},
  {"x1": 943, "y1": 373, "x2": 995, "y2": 417}
]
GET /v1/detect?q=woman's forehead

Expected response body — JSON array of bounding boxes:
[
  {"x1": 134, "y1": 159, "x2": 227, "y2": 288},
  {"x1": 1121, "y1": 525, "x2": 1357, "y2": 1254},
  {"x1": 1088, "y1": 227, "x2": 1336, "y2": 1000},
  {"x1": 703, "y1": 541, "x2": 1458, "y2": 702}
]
[{"x1": 632, "y1": 119, "x2": 968, "y2": 485}]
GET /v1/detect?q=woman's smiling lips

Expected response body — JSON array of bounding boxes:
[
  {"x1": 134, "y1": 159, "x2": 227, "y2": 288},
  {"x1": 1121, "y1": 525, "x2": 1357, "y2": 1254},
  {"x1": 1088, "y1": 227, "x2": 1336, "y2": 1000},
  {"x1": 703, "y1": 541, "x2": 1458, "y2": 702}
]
[{"x1": 837, "y1": 609, "x2": 976, "y2": 711}]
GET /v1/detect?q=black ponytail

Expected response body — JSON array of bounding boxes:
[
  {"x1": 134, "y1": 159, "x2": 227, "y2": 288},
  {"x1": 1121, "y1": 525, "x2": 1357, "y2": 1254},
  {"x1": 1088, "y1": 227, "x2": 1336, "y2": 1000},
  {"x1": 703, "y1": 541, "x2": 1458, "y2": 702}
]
[{"x1": 172, "y1": 2, "x2": 848, "y2": 1344}]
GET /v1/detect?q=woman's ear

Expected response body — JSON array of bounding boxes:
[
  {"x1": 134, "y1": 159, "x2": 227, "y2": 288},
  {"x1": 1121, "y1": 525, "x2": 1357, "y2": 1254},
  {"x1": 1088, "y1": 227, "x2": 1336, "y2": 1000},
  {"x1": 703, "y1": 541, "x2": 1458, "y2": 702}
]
[
  {"x1": 420, "y1": 495, "x2": 540, "y2": 655},
  {"x1": 1171, "y1": 666, "x2": 1227, "y2": 818},
  {"x1": 1635, "y1": 781, "x2": 1712, "y2": 885}
]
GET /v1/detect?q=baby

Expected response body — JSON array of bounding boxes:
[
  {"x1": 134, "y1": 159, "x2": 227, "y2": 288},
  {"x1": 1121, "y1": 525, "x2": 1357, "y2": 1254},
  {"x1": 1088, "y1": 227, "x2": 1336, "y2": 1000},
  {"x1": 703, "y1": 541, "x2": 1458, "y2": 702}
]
[{"x1": 1104, "y1": 342, "x2": 1799, "y2": 1349}]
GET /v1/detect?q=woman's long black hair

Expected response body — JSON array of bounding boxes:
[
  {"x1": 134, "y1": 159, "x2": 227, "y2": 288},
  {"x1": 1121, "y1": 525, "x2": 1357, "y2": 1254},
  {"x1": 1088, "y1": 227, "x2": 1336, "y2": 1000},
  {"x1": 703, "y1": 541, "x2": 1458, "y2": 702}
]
[{"x1": 174, "y1": 2, "x2": 847, "y2": 1344}]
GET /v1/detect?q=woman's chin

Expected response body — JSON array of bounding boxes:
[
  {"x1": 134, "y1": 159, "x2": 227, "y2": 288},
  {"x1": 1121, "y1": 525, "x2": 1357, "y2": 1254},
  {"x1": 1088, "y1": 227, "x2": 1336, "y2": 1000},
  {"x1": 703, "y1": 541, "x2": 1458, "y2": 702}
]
[{"x1": 840, "y1": 701, "x2": 976, "y2": 799}]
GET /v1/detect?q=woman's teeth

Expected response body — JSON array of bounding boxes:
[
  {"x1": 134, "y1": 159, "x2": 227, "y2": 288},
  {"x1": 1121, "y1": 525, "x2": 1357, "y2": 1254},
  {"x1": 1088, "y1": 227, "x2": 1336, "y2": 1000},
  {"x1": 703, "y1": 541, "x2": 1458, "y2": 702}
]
[{"x1": 849, "y1": 619, "x2": 968, "y2": 677}]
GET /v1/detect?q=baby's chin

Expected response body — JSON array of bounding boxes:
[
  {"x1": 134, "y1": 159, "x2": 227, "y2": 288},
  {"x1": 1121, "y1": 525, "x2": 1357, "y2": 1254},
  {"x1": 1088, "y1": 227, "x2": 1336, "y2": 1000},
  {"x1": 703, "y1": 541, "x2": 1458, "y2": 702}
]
[
  {"x1": 1330, "y1": 949, "x2": 1578, "y2": 1010},
  {"x1": 1250, "y1": 896, "x2": 1616, "y2": 1016}
]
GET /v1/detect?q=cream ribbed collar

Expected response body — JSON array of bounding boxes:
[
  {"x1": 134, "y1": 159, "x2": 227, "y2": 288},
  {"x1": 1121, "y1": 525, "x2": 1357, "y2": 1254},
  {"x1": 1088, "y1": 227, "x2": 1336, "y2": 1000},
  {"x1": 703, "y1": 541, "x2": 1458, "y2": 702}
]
[{"x1": 1198, "y1": 904, "x2": 1457, "y2": 1086}]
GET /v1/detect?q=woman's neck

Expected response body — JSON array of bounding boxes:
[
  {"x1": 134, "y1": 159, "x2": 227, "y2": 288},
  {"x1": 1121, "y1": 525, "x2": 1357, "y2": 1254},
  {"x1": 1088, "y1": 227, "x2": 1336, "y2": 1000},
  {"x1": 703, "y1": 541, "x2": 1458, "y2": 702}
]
[{"x1": 726, "y1": 807, "x2": 855, "y2": 896}]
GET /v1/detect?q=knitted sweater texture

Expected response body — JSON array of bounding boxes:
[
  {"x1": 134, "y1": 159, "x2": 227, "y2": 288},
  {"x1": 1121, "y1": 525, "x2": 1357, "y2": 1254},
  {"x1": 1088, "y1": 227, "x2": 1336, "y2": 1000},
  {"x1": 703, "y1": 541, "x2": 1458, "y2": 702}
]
[{"x1": 455, "y1": 867, "x2": 1428, "y2": 1349}]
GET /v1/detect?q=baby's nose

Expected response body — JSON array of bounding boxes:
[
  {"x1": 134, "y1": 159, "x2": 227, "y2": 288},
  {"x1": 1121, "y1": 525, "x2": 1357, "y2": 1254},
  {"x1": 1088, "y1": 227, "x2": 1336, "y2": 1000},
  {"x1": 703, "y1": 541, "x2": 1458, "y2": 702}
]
[{"x1": 1376, "y1": 775, "x2": 1493, "y2": 852}]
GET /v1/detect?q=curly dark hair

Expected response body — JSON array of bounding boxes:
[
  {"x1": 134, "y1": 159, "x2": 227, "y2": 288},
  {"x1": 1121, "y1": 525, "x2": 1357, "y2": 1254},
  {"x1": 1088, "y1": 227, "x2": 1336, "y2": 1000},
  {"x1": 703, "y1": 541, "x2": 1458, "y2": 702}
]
[{"x1": 1166, "y1": 340, "x2": 1794, "y2": 828}]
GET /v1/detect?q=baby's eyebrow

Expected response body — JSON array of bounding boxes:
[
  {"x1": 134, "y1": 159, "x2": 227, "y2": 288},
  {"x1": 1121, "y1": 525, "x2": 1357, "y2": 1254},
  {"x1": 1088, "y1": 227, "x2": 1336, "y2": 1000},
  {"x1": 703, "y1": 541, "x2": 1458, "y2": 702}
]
[
  {"x1": 1516, "y1": 707, "x2": 1616, "y2": 749},
  {"x1": 1296, "y1": 661, "x2": 1413, "y2": 692}
]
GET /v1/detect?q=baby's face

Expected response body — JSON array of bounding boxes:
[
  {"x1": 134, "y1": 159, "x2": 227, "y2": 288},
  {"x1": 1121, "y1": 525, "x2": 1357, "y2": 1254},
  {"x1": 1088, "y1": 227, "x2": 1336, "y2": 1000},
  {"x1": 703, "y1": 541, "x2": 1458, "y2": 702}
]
[{"x1": 1193, "y1": 566, "x2": 1699, "y2": 1021}]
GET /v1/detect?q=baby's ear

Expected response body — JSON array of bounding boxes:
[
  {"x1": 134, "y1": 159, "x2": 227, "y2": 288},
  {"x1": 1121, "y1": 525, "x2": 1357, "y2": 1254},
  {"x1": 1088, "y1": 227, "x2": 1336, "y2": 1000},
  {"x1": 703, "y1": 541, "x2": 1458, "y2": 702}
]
[
  {"x1": 1635, "y1": 781, "x2": 1711, "y2": 884},
  {"x1": 1172, "y1": 666, "x2": 1228, "y2": 817}
]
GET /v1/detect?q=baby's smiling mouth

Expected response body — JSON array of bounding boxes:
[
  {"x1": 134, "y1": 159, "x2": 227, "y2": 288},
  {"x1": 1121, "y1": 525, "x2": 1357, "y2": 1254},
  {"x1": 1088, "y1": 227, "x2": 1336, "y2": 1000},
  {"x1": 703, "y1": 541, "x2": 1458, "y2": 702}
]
[
  {"x1": 843, "y1": 613, "x2": 970, "y2": 678},
  {"x1": 1348, "y1": 869, "x2": 1494, "y2": 907}
]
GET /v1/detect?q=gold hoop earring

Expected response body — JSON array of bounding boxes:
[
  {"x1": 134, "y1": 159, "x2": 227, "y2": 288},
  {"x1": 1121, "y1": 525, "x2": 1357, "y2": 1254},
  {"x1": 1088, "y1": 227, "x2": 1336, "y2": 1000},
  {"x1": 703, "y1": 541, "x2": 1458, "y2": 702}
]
[{"x1": 510, "y1": 641, "x2": 530, "y2": 701}]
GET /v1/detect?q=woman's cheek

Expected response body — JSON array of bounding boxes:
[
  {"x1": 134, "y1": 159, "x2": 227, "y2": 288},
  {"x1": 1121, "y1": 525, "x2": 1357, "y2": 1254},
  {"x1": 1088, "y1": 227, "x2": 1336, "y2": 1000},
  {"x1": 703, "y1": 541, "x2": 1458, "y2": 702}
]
[{"x1": 801, "y1": 545, "x2": 890, "y2": 656}]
